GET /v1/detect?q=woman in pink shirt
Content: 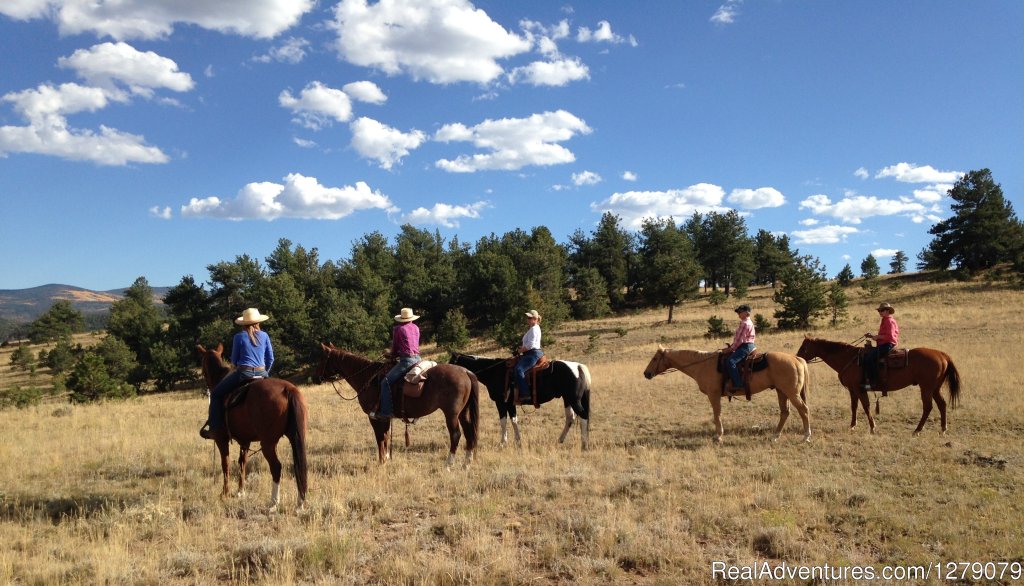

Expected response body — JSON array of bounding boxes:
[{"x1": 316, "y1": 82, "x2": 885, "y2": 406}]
[
  {"x1": 724, "y1": 304, "x2": 756, "y2": 393},
  {"x1": 862, "y1": 302, "x2": 899, "y2": 391}
]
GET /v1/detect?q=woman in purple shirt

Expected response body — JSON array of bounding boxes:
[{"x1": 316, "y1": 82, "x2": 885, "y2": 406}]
[
  {"x1": 200, "y1": 307, "x2": 275, "y2": 440},
  {"x1": 371, "y1": 308, "x2": 421, "y2": 420}
]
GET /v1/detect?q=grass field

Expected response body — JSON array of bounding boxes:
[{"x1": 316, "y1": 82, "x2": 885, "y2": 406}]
[{"x1": 1, "y1": 277, "x2": 1022, "y2": 584}]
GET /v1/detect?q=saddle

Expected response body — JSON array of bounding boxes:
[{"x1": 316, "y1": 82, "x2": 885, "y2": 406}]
[
  {"x1": 717, "y1": 350, "x2": 768, "y2": 401},
  {"x1": 504, "y1": 355, "x2": 550, "y2": 407},
  {"x1": 223, "y1": 377, "x2": 262, "y2": 410},
  {"x1": 386, "y1": 360, "x2": 437, "y2": 419},
  {"x1": 858, "y1": 346, "x2": 908, "y2": 394}
]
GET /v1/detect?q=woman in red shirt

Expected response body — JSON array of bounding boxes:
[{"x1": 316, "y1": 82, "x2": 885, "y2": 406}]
[{"x1": 862, "y1": 302, "x2": 899, "y2": 391}]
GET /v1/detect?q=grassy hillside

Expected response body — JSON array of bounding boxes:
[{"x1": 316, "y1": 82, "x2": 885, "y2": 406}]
[{"x1": 1, "y1": 277, "x2": 1022, "y2": 584}]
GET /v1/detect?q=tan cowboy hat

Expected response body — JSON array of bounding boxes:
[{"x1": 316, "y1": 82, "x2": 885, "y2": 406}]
[
  {"x1": 394, "y1": 308, "x2": 420, "y2": 323},
  {"x1": 525, "y1": 309, "x2": 542, "y2": 322},
  {"x1": 235, "y1": 307, "x2": 270, "y2": 325},
  {"x1": 876, "y1": 302, "x2": 895, "y2": 314}
]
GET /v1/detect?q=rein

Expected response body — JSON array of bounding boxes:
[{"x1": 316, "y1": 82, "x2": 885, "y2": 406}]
[
  {"x1": 322, "y1": 350, "x2": 388, "y2": 401},
  {"x1": 652, "y1": 351, "x2": 719, "y2": 376}
]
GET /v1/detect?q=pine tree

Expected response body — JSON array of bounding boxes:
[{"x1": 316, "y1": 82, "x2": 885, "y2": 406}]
[
  {"x1": 888, "y1": 251, "x2": 908, "y2": 274},
  {"x1": 836, "y1": 263, "x2": 855, "y2": 286},
  {"x1": 860, "y1": 254, "x2": 880, "y2": 279},
  {"x1": 773, "y1": 255, "x2": 828, "y2": 329}
]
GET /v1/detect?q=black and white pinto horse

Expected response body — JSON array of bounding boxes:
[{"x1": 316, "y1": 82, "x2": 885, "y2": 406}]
[{"x1": 449, "y1": 353, "x2": 591, "y2": 449}]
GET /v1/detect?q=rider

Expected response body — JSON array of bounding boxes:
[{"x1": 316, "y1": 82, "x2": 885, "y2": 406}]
[
  {"x1": 862, "y1": 302, "x2": 899, "y2": 391},
  {"x1": 515, "y1": 310, "x2": 544, "y2": 402},
  {"x1": 200, "y1": 307, "x2": 275, "y2": 440},
  {"x1": 371, "y1": 308, "x2": 421, "y2": 421},
  {"x1": 723, "y1": 304, "x2": 756, "y2": 396}
]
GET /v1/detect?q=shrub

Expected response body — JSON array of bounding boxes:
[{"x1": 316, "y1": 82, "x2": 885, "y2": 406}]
[
  {"x1": 705, "y1": 315, "x2": 730, "y2": 338},
  {"x1": 753, "y1": 313, "x2": 773, "y2": 332}
]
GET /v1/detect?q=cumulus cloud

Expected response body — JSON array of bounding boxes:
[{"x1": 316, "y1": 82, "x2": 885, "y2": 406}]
[
  {"x1": 875, "y1": 162, "x2": 962, "y2": 184},
  {"x1": 149, "y1": 205, "x2": 172, "y2": 219},
  {"x1": 912, "y1": 184, "x2": 951, "y2": 203},
  {"x1": 508, "y1": 56, "x2": 589, "y2": 86},
  {"x1": 576, "y1": 20, "x2": 636, "y2": 46},
  {"x1": 342, "y1": 81, "x2": 387, "y2": 104},
  {"x1": 799, "y1": 193, "x2": 926, "y2": 224},
  {"x1": 279, "y1": 81, "x2": 353, "y2": 130},
  {"x1": 253, "y1": 37, "x2": 310, "y2": 64},
  {"x1": 854, "y1": 167, "x2": 869, "y2": 180},
  {"x1": 0, "y1": 0, "x2": 314, "y2": 40},
  {"x1": 726, "y1": 187, "x2": 785, "y2": 210},
  {"x1": 400, "y1": 201, "x2": 488, "y2": 227},
  {"x1": 871, "y1": 248, "x2": 899, "y2": 259},
  {"x1": 622, "y1": 171, "x2": 637, "y2": 181},
  {"x1": 434, "y1": 110, "x2": 591, "y2": 172},
  {"x1": 58, "y1": 42, "x2": 194, "y2": 100},
  {"x1": 572, "y1": 170, "x2": 602, "y2": 186},
  {"x1": 791, "y1": 225, "x2": 859, "y2": 245},
  {"x1": 799, "y1": 218, "x2": 819, "y2": 226},
  {"x1": 350, "y1": 117, "x2": 426, "y2": 169},
  {"x1": 180, "y1": 173, "x2": 395, "y2": 220},
  {"x1": 710, "y1": 0, "x2": 741, "y2": 24},
  {"x1": 591, "y1": 183, "x2": 729, "y2": 228},
  {"x1": 331, "y1": 0, "x2": 530, "y2": 84}
]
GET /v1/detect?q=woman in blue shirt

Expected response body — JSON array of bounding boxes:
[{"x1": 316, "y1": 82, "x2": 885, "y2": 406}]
[{"x1": 200, "y1": 308, "x2": 275, "y2": 440}]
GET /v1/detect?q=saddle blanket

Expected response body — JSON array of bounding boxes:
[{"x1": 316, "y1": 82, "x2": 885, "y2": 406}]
[{"x1": 404, "y1": 360, "x2": 437, "y2": 384}]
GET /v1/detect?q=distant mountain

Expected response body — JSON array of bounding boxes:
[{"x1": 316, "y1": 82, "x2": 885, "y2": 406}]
[{"x1": 0, "y1": 284, "x2": 169, "y2": 324}]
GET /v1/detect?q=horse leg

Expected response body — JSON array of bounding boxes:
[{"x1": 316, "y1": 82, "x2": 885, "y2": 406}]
[
  {"x1": 773, "y1": 391, "x2": 790, "y2": 442},
  {"x1": 934, "y1": 387, "x2": 948, "y2": 434},
  {"x1": 789, "y1": 391, "x2": 812, "y2": 443},
  {"x1": 914, "y1": 386, "x2": 934, "y2": 435},
  {"x1": 236, "y1": 442, "x2": 250, "y2": 497},
  {"x1": 458, "y1": 402, "x2": 476, "y2": 469},
  {"x1": 261, "y1": 440, "x2": 282, "y2": 512},
  {"x1": 371, "y1": 420, "x2": 390, "y2": 464},
  {"x1": 508, "y1": 403, "x2": 521, "y2": 447},
  {"x1": 558, "y1": 406, "x2": 576, "y2": 444},
  {"x1": 216, "y1": 439, "x2": 231, "y2": 498},
  {"x1": 445, "y1": 412, "x2": 461, "y2": 469},
  {"x1": 707, "y1": 391, "x2": 724, "y2": 442},
  {"x1": 498, "y1": 403, "x2": 510, "y2": 447},
  {"x1": 857, "y1": 389, "x2": 875, "y2": 433},
  {"x1": 848, "y1": 388, "x2": 859, "y2": 431}
]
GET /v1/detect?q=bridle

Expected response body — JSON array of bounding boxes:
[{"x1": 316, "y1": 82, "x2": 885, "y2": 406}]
[
  {"x1": 319, "y1": 349, "x2": 387, "y2": 401},
  {"x1": 649, "y1": 349, "x2": 719, "y2": 377}
]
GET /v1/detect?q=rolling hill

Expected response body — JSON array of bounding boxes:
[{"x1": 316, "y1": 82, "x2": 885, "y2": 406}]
[{"x1": 0, "y1": 283, "x2": 169, "y2": 324}]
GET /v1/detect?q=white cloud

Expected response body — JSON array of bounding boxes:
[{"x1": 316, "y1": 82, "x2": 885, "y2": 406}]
[
  {"x1": 149, "y1": 205, "x2": 172, "y2": 219},
  {"x1": 576, "y1": 20, "x2": 635, "y2": 46},
  {"x1": 791, "y1": 225, "x2": 860, "y2": 245},
  {"x1": 279, "y1": 81, "x2": 352, "y2": 130},
  {"x1": 799, "y1": 193, "x2": 926, "y2": 224},
  {"x1": 854, "y1": 167, "x2": 869, "y2": 180},
  {"x1": 342, "y1": 81, "x2": 387, "y2": 104},
  {"x1": 350, "y1": 117, "x2": 426, "y2": 169},
  {"x1": 508, "y1": 56, "x2": 589, "y2": 86},
  {"x1": 180, "y1": 173, "x2": 395, "y2": 220},
  {"x1": 400, "y1": 201, "x2": 488, "y2": 227},
  {"x1": 710, "y1": 1, "x2": 741, "y2": 24},
  {"x1": 253, "y1": 37, "x2": 310, "y2": 64},
  {"x1": 622, "y1": 171, "x2": 637, "y2": 181},
  {"x1": 911, "y1": 184, "x2": 951, "y2": 203},
  {"x1": 871, "y1": 248, "x2": 899, "y2": 259},
  {"x1": 572, "y1": 170, "x2": 602, "y2": 186},
  {"x1": 434, "y1": 110, "x2": 591, "y2": 172},
  {"x1": 726, "y1": 187, "x2": 785, "y2": 209},
  {"x1": 875, "y1": 162, "x2": 963, "y2": 184},
  {"x1": 799, "y1": 218, "x2": 819, "y2": 226},
  {"x1": 591, "y1": 183, "x2": 729, "y2": 228},
  {"x1": 293, "y1": 137, "x2": 317, "y2": 148},
  {"x1": 331, "y1": 0, "x2": 530, "y2": 84},
  {"x1": 0, "y1": 0, "x2": 314, "y2": 40},
  {"x1": 58, "y1": 42, "x2": 194, "y2": 100}
]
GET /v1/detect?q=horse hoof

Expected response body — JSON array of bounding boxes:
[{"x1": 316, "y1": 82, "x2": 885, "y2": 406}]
[
  {"x1": 712, "y1": 436, "x2": 722, "y2": 444},
  {"x1": 803, "y1": 434, "x2": 812, "y2": 443}
]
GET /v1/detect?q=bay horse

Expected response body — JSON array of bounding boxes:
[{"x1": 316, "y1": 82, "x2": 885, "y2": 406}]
[
  {"x1": 643, "y1": 346, "x2": 811, "y2": 443},
  {"x1": 315, "y1": 343, "x2": 479, "y2": 468},
  {"x1": 449, "y1": 353, "x2": 592, "y2": 449},
  {"x1": 196, "y1": 344, "x2": 308, "y2": 512},
  {"x1": 796, "y1": 336, "x2": 961, "y2": 435}
]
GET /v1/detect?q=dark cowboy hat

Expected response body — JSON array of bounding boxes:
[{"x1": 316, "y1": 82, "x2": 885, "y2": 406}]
[
  {"x1": 734, "y1": 304, "x2": 752, "y2": 314},
  {"x1": 876, "y1": 302, "x2": 895, "y2": 314}
]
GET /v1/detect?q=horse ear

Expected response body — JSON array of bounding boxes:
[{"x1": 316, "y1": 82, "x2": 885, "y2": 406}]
[
  {"x1": 657, "y1": 344, "x2": 665, "y2": 351},
  {"x1": 329, "y1": 342, "x2": 336, "y2": 349},
  {"x1": 196, "y1": 344, "x2": 205, "y2": 353},
  {"x1": 216, "y1": 343, "x2": 223, "y2": 353}
]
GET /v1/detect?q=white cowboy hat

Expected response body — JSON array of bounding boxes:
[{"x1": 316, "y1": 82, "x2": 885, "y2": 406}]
[
  {"x1": 394, "y1": 308, "x2": 420, "y2": 323},
  {"x1": 235, "y1": 307, "x2": 270, "y2": 325},
  {"x1": 524, "y1": 309, "x2": 542, "y2": 322}
]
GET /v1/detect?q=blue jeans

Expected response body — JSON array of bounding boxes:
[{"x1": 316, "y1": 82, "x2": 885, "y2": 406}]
[
  {"x1": 515, "y1": 349, "x2": 544, "y2": 397},
  {"x1": 208, "y1": 368, "x2": 266, "y2": 430},
  {"x1": 380, "y1": 356, "x2": 419, "y2": 416},
  {"x1": 725, "y1": 343, "x2": 755, "y2": 388},
  {"x1": 863, "y1": 343, "x2": 894, "y2": 387}
]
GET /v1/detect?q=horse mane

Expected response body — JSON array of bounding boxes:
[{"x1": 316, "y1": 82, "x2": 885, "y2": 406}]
[{"x1": 808, "y1": 337, "x2": 857, "y2": 351}]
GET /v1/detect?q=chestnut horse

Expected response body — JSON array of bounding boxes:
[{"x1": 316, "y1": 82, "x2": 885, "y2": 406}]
[
  {"x1": 796, "y1": 336, "x2": 961, "y2": 435},
  {"x1": 643, "y1": 346, "x2": 811, "y2": 443},
  {"x1": 196, "y1": 344, "x2": 308, "y2": 511},
  {"x1": 315, "y1": 343, "x2": 479, "y2": 468}
]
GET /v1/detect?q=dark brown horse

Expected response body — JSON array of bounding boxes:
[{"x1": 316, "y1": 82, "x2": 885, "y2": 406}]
[
  {"x1": 796, "y1": 337, "x2": 961, "y2": 434},
  {"x1": 315, "y1": 343, "x2": 480, "y2": 468},
  {"x1": 196, "y1": 344, "x2": 308, "y2": 511}
]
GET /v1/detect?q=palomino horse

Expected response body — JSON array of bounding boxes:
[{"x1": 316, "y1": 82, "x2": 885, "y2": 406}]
[
  {"x1": 643, "y1": 346, "x2": 811, "y2": 443},
  {"x1": 196, "y1": 344, "x2": 308, "y2": 512},
  {"x1": 796, "y1": 336, "x2": 961, "y2": 435},
  {"x1": 449, "y1": 353, "x2": 592, "y2": 449},
  {"x1": 315, "y1": 343, "x2": 479, "y2": 468}
]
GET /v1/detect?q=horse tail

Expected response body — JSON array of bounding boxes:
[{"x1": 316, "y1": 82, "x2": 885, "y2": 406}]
[
  {"x1": 286, "y1": 387, "x2": 309, "y2": 502},
  {"x1": 799, "y1": 358, "x2": 810, "y2": 406},
  {"x1": 943, "y1": 354, "x2": 962, "y2": 409},
  {"x1": 577, "y1": 364, "x2": 592, "y2": 419},
  {"x1": 466, "y1": 372, "x2": 480, "y2": 451}
]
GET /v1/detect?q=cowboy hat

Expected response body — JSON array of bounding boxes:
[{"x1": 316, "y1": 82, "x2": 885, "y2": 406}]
[
  {"x1": 734, "y1": 304, "x2": 751, "y2": 314},
  {"x1": 394, "y1": 308, "x2": 420, "y2": 322},
  {"x1": 524, "y1": 309, "x2": 542, "y2": 322},
  {"x1": 876, "y1": 302, "x2": 895, "y2": 314},
  {"x1": 235, "y1": 307, "x2": 270, "y2": 325}
]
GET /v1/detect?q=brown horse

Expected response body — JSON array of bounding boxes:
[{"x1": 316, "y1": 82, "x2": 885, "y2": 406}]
[
  {"x1": 315, "y1": 343, "x2": 480, "y2": 468},
  {"x1": 796, "y1": 336, "x2": 961, "y2": 434},
  {"x1": 643, "y1": 346, "x2": 811, "y2": 443},
  {"x1": 196, "y1": 344, "x2": 308, "y2": 511}
]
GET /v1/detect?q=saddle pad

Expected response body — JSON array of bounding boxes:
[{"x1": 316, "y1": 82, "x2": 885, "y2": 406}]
[
  {"x1": 404, "y1": 360, "x2": 438, "y2": 384},
  {"x1": 885, "y1": 349, "x2": 908, "y2": 368}
]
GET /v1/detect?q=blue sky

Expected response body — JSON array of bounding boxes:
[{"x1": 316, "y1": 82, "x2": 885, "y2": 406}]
[{"x1": 1, "y1": 0, "x2": 1021, "y2": 291}]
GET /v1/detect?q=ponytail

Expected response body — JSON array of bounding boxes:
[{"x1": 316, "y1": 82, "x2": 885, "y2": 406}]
[{"x1": 246, "y1": 323, "x2": 261, "y2": 346}]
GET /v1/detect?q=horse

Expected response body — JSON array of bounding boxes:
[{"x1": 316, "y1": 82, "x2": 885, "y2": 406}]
[
  {"x1": 315, "y1": 343, "x2": 479, "y2": 468},
  {"x1": 795, "y1": 336, "x2": 961, "y2": 435},
  {"x1": 449, "y1": 353, "x2": 592, "y2": 449},
  {"x1": 642, "y1": 346, "x2": 811, "y2": 443},
  {"x1": 195, "y1": 344, "x2": 308, "y2": 512}
]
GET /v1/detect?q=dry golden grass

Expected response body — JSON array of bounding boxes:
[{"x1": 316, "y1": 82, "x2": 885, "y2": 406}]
[{"x1": 2, "y1": 277, "x2": 1023, "y2": 584}]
